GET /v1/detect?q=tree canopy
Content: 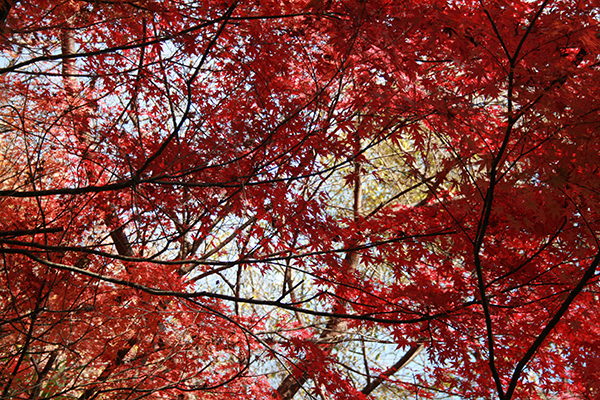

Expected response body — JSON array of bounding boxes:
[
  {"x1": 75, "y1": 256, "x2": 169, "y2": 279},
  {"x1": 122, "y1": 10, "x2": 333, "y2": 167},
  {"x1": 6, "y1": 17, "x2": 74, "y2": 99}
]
[{"x1": 1, "y1": 0, "x2": 599, "y2": 399}]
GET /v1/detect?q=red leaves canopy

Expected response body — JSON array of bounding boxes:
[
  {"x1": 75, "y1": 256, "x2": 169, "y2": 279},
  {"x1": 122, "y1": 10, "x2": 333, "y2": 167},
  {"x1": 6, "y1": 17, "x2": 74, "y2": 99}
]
[{"x1": 1, "y1": 0, "x2": 599, "y2": 399}]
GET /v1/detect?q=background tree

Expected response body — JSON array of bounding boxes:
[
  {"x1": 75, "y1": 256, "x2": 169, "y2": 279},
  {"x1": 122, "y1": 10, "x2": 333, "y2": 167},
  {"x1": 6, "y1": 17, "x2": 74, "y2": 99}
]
[{"x1": 0, "y1": 0, "x2": 599, "y2": 399}]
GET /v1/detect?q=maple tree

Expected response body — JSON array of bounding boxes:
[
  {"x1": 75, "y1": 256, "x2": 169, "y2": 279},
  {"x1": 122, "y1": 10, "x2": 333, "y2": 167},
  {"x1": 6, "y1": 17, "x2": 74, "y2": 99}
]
[{"x1": 1, "y1": 0, "x2": 600, "y2": 399}]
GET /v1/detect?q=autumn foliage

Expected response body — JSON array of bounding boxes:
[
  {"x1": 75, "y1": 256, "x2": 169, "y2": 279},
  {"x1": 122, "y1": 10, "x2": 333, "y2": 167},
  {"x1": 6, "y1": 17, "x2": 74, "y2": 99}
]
[{"x1": 1, "y1": 0, "x2": 600, "y2": 399}]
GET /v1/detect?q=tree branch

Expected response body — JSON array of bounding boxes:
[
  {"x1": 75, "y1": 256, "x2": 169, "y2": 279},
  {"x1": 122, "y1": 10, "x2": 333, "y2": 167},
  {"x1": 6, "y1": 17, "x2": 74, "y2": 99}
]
[
  {"x1": 361, "y1": 342, "x2": 425, "y2": 396},
  {"x1": 504, "y1": 250, "x2": 600, "y2": 400}
]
